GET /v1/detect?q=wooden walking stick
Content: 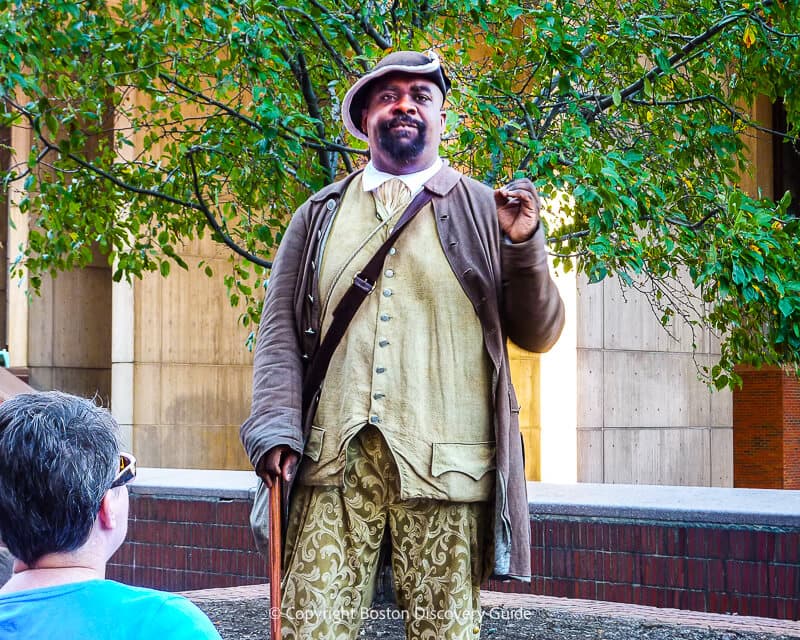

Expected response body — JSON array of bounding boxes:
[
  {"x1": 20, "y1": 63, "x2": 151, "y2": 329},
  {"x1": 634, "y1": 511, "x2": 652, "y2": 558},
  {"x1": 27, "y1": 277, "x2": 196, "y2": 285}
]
[{"x1": 269, "y1": 476, "x2": 282, "y2": 640}]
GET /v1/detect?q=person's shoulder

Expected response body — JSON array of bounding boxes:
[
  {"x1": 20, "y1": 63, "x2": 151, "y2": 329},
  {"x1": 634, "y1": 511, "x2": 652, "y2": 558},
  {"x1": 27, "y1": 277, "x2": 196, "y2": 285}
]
[
  {"x1": 457, "y1": 173, "x2": 494, "y2": 198},
  {"x1": 102, "y1": 581, "x2": 222, "y2": 639},
  {"x1": 430, "y1": 164, "x2": 493, "y2": 199},
  {"x1": 150, "y1": 593, "x2": 222, "y2": 639}
]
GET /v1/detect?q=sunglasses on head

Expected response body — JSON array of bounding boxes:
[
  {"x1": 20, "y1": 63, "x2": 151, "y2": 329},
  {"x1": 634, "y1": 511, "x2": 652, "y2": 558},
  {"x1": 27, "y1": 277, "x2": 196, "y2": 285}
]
[{"x1": 110, "y1": 452, "x2": 137, "y2": 488}]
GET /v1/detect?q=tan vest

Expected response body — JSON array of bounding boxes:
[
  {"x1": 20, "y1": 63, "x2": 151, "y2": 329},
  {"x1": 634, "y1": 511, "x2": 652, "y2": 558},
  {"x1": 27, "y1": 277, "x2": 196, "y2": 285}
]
[{"x1": 298, "y1": 175, "x2": 495, "y2": 502}]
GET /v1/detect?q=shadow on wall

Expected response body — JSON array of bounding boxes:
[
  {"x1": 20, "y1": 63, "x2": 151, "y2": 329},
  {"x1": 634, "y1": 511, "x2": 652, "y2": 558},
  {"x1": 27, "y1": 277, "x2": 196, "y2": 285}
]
[{"x1": 1, "y1": 546, "x2": 12, "y2": 586}]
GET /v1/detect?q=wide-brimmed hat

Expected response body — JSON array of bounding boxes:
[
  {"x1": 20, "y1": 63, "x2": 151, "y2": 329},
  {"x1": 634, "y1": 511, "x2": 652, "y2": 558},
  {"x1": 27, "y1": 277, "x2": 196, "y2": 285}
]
[{"x1": 342, "y1": 50, "x2": 451, "y2": 142}]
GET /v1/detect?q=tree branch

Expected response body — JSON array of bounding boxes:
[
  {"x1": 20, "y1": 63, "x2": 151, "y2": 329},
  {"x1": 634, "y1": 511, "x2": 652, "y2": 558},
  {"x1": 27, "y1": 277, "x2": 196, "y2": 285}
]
[
  {"x1": 751, "y1": 13, "x2": 800, "y2": 38},
  {"x1": 279, "y1": 5, "x2": 352, "y2": 74},
  {"x1": 3, "y1": 145, "x2": 55, "y2": 185},
  {"x1": 307, "y1": 0, "x2": 368, "y2": 68},
  {"x1": 7, "y1": 96, "x2": 200, "y2": 211},
  {"x1": 7, "y1": 98, "x2": 275, "y2": 270},
  {"x1": 159, "y1": 72, "x2": 260, "y2": 130},
  {"x1": 548, "y1": 229, "x2": 590, "y2": 244},
  {"x1": 354, "y1": 7, "x2": 392, "y2": 49},
  {"x1": 629, "y1": 94, "x2": 799, "y2": 140},
  {"x1": 161, "y1": 69, "x2": 364, "y2": 163},
  {"x1": 276, "y1": 10, "x2": 335, "y2": 183},
  {"x1": 592, "y1": 9, "x2": 751, "y2": 114},
  {"x1": 186, "y1": 148, "x2": 272, "y2": 268}
]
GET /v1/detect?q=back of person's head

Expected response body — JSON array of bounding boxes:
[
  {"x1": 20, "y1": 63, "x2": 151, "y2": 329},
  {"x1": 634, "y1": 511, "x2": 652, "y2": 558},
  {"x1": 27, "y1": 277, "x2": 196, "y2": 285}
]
[{"x1": 0, "y1": 391, "x2": 120, "y2": 566}]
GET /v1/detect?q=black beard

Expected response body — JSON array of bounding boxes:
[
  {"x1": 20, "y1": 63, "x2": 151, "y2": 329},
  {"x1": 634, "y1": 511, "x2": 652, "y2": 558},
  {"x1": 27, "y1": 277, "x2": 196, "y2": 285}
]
[{"x1": 377, "y1": 116, "x2": 427, "y2": 163}]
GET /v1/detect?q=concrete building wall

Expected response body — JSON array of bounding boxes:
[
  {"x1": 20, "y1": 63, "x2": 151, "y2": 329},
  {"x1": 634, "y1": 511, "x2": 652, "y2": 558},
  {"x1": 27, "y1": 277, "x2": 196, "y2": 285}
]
[
  {"x1": 27, "y1": 250, "x2": 112, "y2": 401},
  {"x1": 115, "y1": 237, "x2": 255, "y2": 470},
  {"x1": 568, "y1": 95, "x2": 782, "y2": 487},
  {"x1": 575, "y1": 273, "x2": 733, "y2": 486}
]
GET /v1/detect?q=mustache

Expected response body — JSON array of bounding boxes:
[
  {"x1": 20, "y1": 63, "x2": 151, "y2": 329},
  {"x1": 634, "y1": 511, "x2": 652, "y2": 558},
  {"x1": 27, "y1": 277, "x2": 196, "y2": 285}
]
[{"x1": 381, "y1": 115, "x2": 425, "y2": 131}]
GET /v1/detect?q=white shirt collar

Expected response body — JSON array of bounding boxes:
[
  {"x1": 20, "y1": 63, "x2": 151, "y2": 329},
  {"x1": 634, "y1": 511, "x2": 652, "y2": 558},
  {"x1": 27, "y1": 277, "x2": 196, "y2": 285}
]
[{"x1": 362, "y1": 158, "x2": 444, "y2": 196}]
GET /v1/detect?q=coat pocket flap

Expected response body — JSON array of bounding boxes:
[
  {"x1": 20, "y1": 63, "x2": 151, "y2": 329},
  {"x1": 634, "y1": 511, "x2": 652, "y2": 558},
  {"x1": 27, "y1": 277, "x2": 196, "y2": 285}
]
[
  {"x1": 431, "y1": 442, "x2": 496, "y2": 481},
  {"x1": 304, "y1": 426, "x2": 325, "y2": 462}
]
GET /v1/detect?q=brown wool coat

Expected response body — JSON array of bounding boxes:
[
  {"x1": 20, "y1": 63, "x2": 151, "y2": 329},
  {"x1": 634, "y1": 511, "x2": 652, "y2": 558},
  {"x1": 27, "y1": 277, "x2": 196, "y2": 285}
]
[{"x1": 240, "y1": 164, "x2": 565, "y2": 580}]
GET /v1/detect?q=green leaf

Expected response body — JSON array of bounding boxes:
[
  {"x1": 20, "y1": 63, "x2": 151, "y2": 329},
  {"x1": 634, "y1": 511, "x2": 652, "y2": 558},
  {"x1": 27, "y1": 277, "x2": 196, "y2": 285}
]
[{"x1": 506, "y1": 5, "x2": 524, "y2": 20}]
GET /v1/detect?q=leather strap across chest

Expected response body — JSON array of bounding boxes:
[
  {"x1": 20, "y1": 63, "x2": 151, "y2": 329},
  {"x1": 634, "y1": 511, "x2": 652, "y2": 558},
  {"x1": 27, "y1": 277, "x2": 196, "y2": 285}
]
[{"x1": 302, "y1": 187, "x2": 434, "y2": 414}]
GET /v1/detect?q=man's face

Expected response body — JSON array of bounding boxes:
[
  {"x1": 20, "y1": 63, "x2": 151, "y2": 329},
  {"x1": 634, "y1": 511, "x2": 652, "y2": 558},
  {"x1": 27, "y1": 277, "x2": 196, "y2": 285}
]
[{"x1": 361, "y1": 73, "x2": 445, "y2": 174}]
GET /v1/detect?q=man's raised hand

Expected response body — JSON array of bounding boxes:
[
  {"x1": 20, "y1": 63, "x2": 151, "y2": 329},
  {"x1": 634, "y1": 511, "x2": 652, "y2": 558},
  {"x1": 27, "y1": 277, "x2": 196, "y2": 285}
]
[{"x1": 494, "y1": 178, "x2": 542, "y2": 243}]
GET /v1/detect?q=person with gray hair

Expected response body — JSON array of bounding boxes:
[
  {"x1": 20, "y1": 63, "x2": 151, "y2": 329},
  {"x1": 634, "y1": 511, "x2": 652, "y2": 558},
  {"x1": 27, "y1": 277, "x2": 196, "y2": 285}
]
[{"x1": 0, "y1": 391, "x2": 221, "y2": 639}]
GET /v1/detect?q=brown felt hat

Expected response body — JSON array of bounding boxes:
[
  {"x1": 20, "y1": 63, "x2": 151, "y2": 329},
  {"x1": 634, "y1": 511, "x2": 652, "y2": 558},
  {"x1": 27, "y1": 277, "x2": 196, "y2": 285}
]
[{"x1": 342, "y1": 50, "x2": 451, "y2": 142}]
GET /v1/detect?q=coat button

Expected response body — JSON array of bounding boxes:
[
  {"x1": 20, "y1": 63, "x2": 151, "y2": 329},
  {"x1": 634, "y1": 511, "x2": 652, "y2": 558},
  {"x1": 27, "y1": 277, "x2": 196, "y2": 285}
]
[
  {"x1": 383, "y1": 289, "x2": 392, "y2": 297},
  {"x1": 326, "y1": 198, "x2": 337, "y2": 211}
]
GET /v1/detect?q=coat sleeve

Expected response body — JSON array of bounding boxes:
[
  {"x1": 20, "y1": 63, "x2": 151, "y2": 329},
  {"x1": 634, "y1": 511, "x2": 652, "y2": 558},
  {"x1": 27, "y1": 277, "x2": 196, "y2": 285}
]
[
  {"x1": 500, "y1": 224, "x2": 565, "y2": 353},
  {"x1": 239, "y1": 204, "x2": 310, "y2": 470}
]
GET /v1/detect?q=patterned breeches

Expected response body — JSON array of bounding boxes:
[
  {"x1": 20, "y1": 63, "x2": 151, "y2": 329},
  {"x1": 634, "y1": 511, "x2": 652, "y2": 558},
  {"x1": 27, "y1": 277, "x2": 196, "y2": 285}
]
[{"x1": 281, "y1": 426, "x2": 491, "y2": 640}]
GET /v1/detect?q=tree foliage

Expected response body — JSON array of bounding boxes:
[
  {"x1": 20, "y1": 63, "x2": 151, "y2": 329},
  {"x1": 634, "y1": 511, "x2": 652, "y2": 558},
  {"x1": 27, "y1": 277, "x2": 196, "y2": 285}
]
[{"x1": 1, "y1": 0, "x2": 799, "y2": 386}]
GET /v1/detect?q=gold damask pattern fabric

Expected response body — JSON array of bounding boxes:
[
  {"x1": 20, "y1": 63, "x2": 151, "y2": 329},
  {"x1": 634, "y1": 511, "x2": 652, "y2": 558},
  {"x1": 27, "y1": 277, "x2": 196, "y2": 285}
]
[{"x1": 282, "y1": 427, "x2": 490, "y2": 640}]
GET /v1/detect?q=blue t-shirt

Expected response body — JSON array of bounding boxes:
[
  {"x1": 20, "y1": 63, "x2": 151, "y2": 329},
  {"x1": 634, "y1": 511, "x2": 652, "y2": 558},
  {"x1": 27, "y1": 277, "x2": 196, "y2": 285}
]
[{"x1": 0, "y1": 579, "x2": 221, "y2": 639}]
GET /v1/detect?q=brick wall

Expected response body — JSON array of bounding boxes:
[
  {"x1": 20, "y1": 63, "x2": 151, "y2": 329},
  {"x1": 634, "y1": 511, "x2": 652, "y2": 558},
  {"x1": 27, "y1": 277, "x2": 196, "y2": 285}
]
[
  {"x1": 487, "y1": 517, "x2": 799, "y2": 620},
  {"x1": 734, "y1": 367, "x2": 800, "y2": 489},
  {"x1": 106, "y1": 489, "x2": 800, "y2": 621},
  {"x1": 785, "y1": 374, "x2": 800, "y2": 488},
  {"x1": 106, "y1": 493, "x2": 268, "y2": 591}
]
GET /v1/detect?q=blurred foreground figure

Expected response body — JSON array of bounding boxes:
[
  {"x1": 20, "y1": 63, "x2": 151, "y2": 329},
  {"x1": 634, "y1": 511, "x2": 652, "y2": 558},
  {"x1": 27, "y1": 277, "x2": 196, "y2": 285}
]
[{"x1": 0, "y1": 391, "x2": 221, "y2": 640}]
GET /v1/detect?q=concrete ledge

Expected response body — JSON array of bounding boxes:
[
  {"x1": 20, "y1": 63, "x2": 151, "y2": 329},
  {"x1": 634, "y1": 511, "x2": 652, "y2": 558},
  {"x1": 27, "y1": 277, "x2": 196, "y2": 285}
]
[
  {"x1": 527, "y1": 482, "x2": 800, "y2": 528},
  {"x1": 131, "y1": 467, "x2": 258, "y2": 500},
  {"x1": 132, "y1": 469, "x2": 800, "y2": 528}
]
